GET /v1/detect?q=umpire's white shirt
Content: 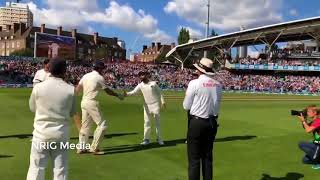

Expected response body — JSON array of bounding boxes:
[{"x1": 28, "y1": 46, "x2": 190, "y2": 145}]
[
  {"x1": 33, "y1": 69, "x2": 50, "y2": 85},
  {"x1": 183, "y1": 74, "x2": 222, "y2": 119},
  {"x1": 79, "y1": 70, "x2": 107, "y2": 101},
  {"x1": 29, "y1": 77, "x2": 76, "y2": 142},
  {"x1": 128, "y1": 81, "x2": 165, "y2": 105}
]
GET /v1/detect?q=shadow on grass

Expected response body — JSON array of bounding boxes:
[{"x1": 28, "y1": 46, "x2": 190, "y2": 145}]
[
  {"x1": 101, "y1": 135, "x2": 257, "y2": 155},
  {"x1": 0, "y1": 134, "x2": 32, "y2": 139},
  {"x1": 215, "y1": 135, "x2": 257, "y2": 142},
  {"x1": 102, "y1": 139, "x2": 186, "y2": 155},
  {"x1": 70, "y1": 132, "x2": 138, "y2": 140},
  {"x1": 0, "y1": 155, "x2": 13, "y2": 158},
  {"x1": 0, "y1": 132, "x2": 138, "y2": 140},
  {"x1": 261, "y1": 173, "x2": 304, "y2": 180}
]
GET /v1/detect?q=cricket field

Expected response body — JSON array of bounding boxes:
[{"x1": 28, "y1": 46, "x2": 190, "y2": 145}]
[{"x1": 0, "y1": 88, "x2": 319, "y2": 180}]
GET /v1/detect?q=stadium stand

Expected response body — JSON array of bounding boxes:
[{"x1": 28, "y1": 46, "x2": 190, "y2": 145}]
[
  {"x1": 0, "y1": 59, "x2": 196, "y2": 89},
  {"x1": 2, "y1": 56, "x2": 320, "y2": 94}
]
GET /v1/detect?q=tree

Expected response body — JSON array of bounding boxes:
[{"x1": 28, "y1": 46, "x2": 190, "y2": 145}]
[
  {"x1": 265, "y1": 44, "x2": 279, "y2": 52},
  {"x1": 210, "y1": 29, "x2": 218, "y2": 37},
  {"x1": 10, "y1": 48, "x2": 33, "y2": 57},
  {"x1": 178, "y1": 27, "x2": 190, "y2": 45},
  {"x1": 155, "y1": 52, "x2": 166, "y2": 63},
  {"x1": 207, "y1": 29, "x2": 220, "y2": 64}
]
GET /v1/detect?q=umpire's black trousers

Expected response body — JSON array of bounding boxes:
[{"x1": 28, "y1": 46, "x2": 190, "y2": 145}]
[{"x1": 187, "y1": 115, "x2": 218, "y2": 180}]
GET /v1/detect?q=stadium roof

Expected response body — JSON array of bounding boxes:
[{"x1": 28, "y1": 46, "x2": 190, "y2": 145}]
[{"x1": 166, "y1": 16, "x2": 320, "y2": 59}]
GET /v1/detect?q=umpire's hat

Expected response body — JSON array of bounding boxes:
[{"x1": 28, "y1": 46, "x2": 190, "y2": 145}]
[{"x1": 194, "y1": 57, "x2": 215, "y2": 76}]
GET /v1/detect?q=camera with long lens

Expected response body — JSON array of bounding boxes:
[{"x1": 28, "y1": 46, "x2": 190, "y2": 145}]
[
  {"x1": 291, "y1": 109, "x2": 311, "y2": 128},
  {"x1": 291, "y1": 109, "x2": 307, "y2": 118}
]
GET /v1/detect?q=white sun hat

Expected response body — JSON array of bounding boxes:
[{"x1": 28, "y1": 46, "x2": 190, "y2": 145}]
[{"x1": 193, "y1": 57, "x2": 215, "y2": 76}]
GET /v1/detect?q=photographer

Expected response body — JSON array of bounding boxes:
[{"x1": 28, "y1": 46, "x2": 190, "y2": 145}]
[{"x1": 296, "y1": 105, "x2": 320, "y2": 169}]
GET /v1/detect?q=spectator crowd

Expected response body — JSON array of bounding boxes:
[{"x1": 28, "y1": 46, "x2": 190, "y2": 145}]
[
  {"x1": 1, "y1": 59, "x2": 320, "y2": 94},
  {"x1": 0, "y1": 60, "x2": 196, "y2": 89},
  {"x1": 232, "y1": 48, "x2": 320, "y2": 66},
  {"x1": 214, "y1": 70, "x2": 320, "y2": 94}
]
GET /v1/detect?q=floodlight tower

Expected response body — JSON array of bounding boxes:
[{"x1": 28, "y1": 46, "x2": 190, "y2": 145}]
[
  {"x1": 205, "y1": 0, "x2": 210, "y2": 39},
  {"x1": 204, "y1": 0, "x2": 210, "y2": 58}
]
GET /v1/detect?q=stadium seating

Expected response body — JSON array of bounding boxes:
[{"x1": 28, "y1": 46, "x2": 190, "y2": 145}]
[{"x1": 1, "y1": 57, "x2": 320, "y2": 94}]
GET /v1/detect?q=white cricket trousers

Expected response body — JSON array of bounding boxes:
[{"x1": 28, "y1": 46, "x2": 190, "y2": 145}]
[
  {"x1": 143, "y1": 104, "x2": 161, "y2": 140},
  {"x1": 26, "y1": 140, "x2": 68, "y2": 180},
  {"x1": 79, "y1": 100, "x2": 107, "y2": 151}
]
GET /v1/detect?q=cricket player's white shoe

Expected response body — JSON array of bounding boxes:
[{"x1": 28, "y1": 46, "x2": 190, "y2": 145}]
[
  {"x1": 140, "y1": 139, "x2": 150, "y2": 145},
  {"x1": 157, "y1": 139, "x2": 164, "y2": 145}
]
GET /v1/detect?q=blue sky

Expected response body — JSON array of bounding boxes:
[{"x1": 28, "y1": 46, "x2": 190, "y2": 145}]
[{"x1": 1, "y1": 0, "x2": 320, "y2": 56}]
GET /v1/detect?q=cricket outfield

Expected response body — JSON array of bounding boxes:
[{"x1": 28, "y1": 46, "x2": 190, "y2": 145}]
[{"x1": 0, "y1": 88, "x2": 319, "y2": 180}]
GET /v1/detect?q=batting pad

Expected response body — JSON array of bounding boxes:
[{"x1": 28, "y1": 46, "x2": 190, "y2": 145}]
[{"x1": 90, "y1": 120, "x2": 107, "y2": 151}]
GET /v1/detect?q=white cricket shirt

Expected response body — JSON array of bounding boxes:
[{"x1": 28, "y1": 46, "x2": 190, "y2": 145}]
[
  {"x1": 33, "y1": 69, "x2": 50, "y2": 85},
  {"x1": 79, "y1": 70, "x2": 107, "y2": 101},
  {"x1": 29, "y1": 77, "x2": 76, "y2": 142},
  {"x1": 127, "y1": 81, "x2": 165, "y2": 105},
  {"x1": 183, "y1": 74, "x2": 222, "y2": 119}
]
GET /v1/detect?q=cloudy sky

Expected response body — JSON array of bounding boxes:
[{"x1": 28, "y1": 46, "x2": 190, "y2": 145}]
[{"x1": 1, "y1": 0, "x2": 320, "y2": 55}]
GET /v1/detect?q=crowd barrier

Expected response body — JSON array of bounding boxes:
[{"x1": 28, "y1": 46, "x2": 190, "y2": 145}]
[
  {"x1": 1, "y1": 84, "x2": 319, "y2": 96},
  {"x1": 0, "y1": 56, "x2": 44, "y2": 62},
  {"x1": 222, "y1": 90, "x2": 320, "y2": 96},
  {"x1": 0, "y1": 84, "x2": 33, "y2": 88}
]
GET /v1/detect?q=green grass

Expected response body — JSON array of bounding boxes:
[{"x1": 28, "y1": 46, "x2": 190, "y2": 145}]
[{"x1": 0, "y1": 88, "x2": 319, "y2": 179}]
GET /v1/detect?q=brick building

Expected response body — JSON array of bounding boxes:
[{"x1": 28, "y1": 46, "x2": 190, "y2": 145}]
[
  {"x1": 0, "y1": 23, "x2": 126, "y2": 60},
  {"x1": 138, "y1": 42, "x2": 175, "y2": 63},
  {"x1": 0, "y1": 2, "x2": 33, "y2": 30}
]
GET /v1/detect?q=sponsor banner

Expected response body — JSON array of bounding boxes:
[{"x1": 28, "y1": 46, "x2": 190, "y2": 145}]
[
  {"x1": 0, "y1": 56, "x2": 41, "y2": 61},
  {"x1": 229, "y1": 64, "x2": 320, "y2": 72},
  {"x1": 0, "y1": 84, "x2": 32, "y2": 88},
  {"x1": 288, "y1": 52, "x2": 320, "y2": 59},
  {"x1": 312, "y1": 52, "x2": 320, "y2": 57},
  {"x1": 222, "y1": 90, "x2": 319, "y2": 96}
]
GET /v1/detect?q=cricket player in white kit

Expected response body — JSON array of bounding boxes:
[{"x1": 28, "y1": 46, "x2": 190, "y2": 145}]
[
  {"x1": 27, "y1": 58, "x2": 76, "y2": 180},
  {"x1": 32, "y1": 59, "x2": 50, "y2": 86},
  {"x1": 76, "y1": 60, "x2": 124, "y2": 155},
  {"x1": 125, "y1": 72, "x2": 165, "y2": 145}
]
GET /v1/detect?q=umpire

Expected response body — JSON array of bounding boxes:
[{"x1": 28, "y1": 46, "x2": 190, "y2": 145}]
[{"x1": 183, "y1": 57, "x2": 222, "y2": 180}]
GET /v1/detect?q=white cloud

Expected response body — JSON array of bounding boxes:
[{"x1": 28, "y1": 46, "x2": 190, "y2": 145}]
[
  {"x1": 28, "y1": 1, "x2": 93, "y2": 32},
  {"x1": 45, "y1": 0, "x2": 98, "y2": 12},
  {"x1": 83, "y1": 2, "x2": 157, "y2": 35},
  {"x1": 248, "y1": 47, "x2": 260, "y2": 58},
  {"x1": 28, "y1": 0, "x2": 172, "y2": 42},
  {"x1": 165, "y1": 0, "x2": 283, "y2": 31},
  {"x1": 289, "y1": 9, "x2": 298, "y2": 16},
  {"x1": 144, "y1": 29, "x2": 172, "y2": 43},
  {"x1": 87, "y1": 26, "x2": 95, "y2": 34},
  {"x1": 277, "y1": 42, "x2": 287, "y2": 49},
  {"x1": 177, "y1": 26, "x2": 203, "y2": 39}
]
